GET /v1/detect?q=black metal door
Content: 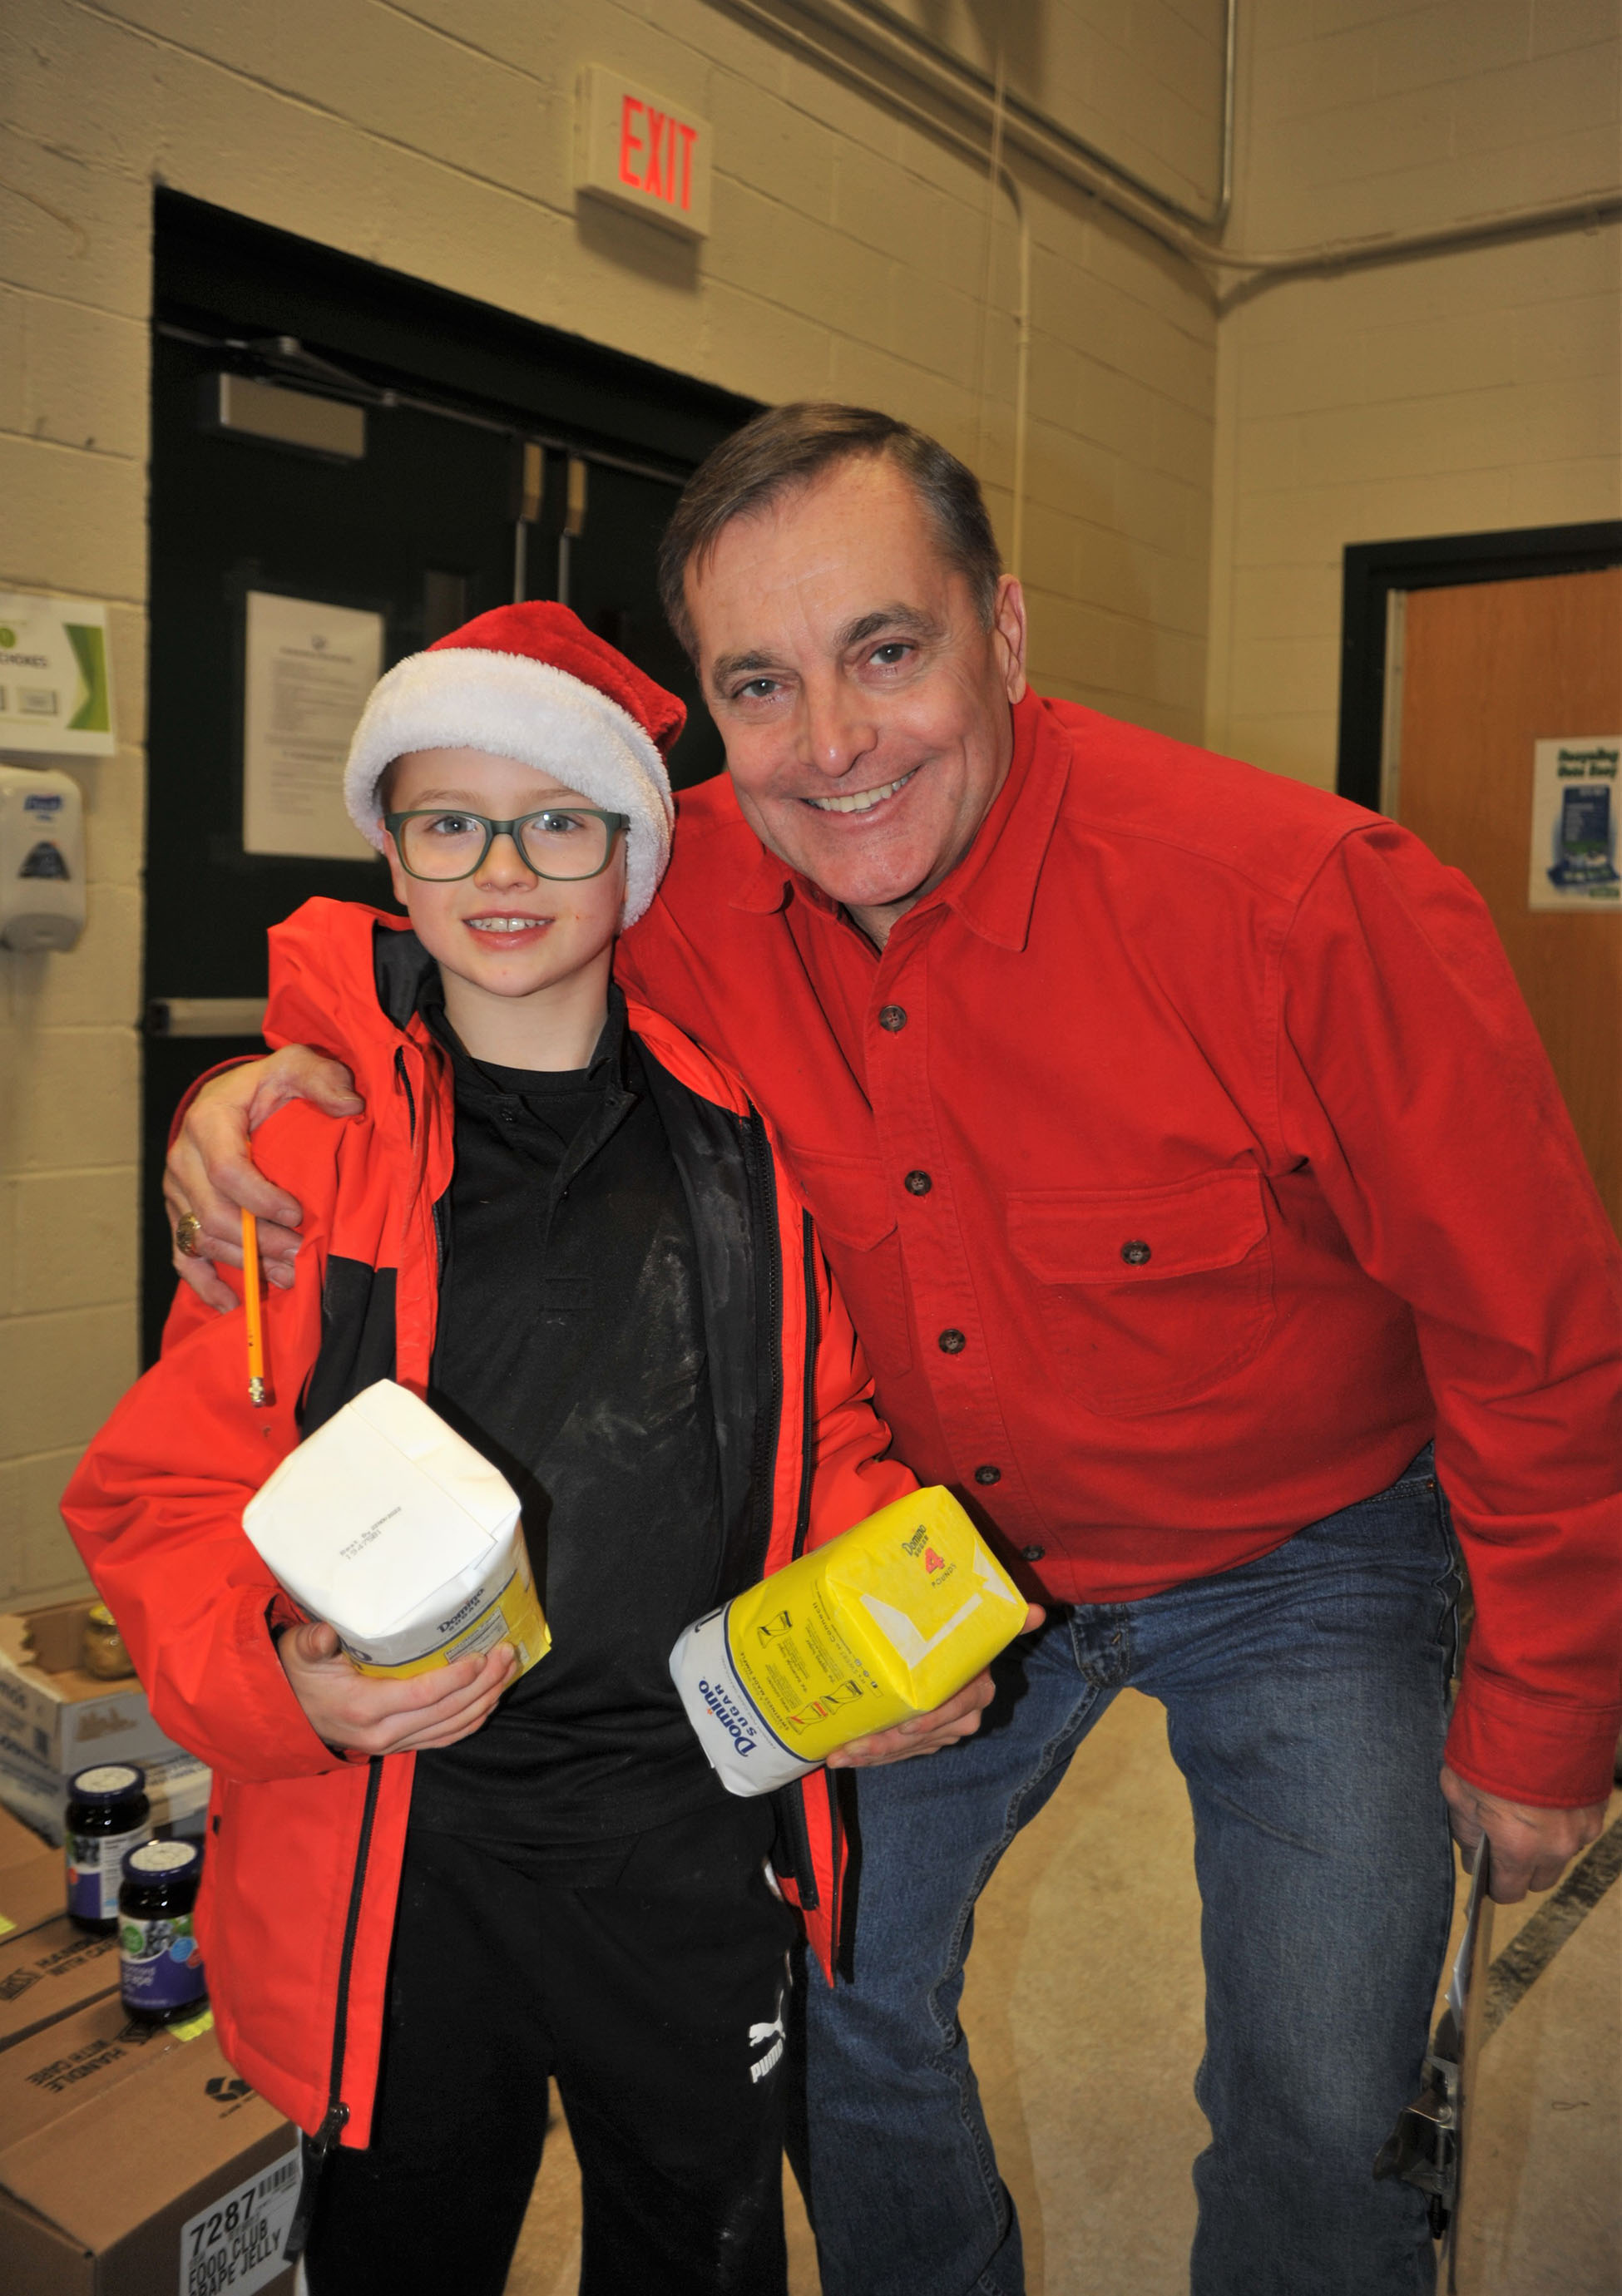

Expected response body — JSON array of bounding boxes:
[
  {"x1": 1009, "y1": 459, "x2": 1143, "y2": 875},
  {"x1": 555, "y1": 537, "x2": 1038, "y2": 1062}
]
[{"x1": 142, "y1": 194, "x2": 754, "y2": 1359}]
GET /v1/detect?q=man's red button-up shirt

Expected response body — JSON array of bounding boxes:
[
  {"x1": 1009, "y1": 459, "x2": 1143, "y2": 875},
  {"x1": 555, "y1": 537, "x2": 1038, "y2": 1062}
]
[{"x1": 620, "y1": 691, "x2": 1622, "y2": 1807}]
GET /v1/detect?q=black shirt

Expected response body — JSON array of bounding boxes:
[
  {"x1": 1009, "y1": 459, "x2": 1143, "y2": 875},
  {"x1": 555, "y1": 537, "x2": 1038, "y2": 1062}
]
[{"x1": 408, "y1": 985, "x2": 734, "y2": 1851}]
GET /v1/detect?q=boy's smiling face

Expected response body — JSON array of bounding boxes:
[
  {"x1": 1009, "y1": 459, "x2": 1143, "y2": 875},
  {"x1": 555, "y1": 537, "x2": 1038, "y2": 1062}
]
[{"x1": 383, "y1": 747, "x2": 626, "y2": 1055}]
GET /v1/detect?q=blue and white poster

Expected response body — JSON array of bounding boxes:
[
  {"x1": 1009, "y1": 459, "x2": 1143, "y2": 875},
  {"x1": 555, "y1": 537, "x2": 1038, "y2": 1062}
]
[{"x1": 1528, "y1": 737, "x2": 1621, "y2": 911}]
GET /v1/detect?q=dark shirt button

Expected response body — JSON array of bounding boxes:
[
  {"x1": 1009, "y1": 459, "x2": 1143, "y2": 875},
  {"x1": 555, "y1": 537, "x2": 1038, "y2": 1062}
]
[
  {"x1": 973, "y1": 1464, "x2": 1001, "y2": 1486},
  {"x1": 498, "y1": 1106, "x2": 519, "y2": 1124},
  {"x1": 937, "y1": 1327, "x2": 967, "y2": 1354},
  {"x1": 878, "y1": 1005, "x2": 907, "y2": 1032},
  {"x1": 904, "y1": 1169, "x2": 932, "y2": 1196},
  {"x1": 1120, "y1": 1238, "x2": 1152, "y2": 1265},
  {"x1": 1021, "y1": 1544, "x2": 1046, "y2": 1562}
]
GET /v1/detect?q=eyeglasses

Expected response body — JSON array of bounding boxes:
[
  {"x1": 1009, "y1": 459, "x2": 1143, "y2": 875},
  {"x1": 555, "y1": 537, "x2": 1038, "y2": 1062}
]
[{"x1": 383, "y1": 807, "x2": 631, "y2": 883}]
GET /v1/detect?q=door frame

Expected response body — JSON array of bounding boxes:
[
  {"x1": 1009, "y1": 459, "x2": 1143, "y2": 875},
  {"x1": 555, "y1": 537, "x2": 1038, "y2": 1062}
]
[
  {"x1": 156, "y1": 189, "x2": 759, "y2": 473},
  {"x1": 141, "y1": 193, "x2": 761, "y2": 1359},
  {"x1": 1336, "y1": 520, "x2": 1622, "y2": 811}
]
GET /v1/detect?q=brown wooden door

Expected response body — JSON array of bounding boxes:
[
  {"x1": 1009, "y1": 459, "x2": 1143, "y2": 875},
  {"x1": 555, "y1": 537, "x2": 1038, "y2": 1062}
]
[{"x1": 1396, "y1": 567, "x2": 1622, "y2": 1231}]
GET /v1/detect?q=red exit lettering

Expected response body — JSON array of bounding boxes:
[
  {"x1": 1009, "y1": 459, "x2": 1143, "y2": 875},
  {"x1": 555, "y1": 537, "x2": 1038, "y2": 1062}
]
[
  {"x1": 618, "y1": 96, "x2": 645, "y2": 189},
  {"x1": 675, "y1": 119, "x2": 696, "y2": 210},
  {"x1": 617, "y1": 92, "x2": 699, "y2": 210}
]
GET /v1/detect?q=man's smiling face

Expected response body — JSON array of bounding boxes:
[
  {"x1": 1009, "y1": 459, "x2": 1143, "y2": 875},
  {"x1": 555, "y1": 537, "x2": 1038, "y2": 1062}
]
[{"x1": 685, "y1": 455, "x2": 1027, "y2": 941}]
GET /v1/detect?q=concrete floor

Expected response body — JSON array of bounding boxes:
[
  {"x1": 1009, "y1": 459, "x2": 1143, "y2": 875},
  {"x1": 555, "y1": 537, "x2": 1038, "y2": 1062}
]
[{"x1": 507, "y1": 1690, "x2": 1621, "y2": 2294}]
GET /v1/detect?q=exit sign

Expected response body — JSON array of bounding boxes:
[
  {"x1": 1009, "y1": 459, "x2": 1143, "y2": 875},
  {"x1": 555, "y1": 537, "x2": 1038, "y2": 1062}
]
[{"x1": 576, "y1": 66, "x2": 712, "y2": 239}]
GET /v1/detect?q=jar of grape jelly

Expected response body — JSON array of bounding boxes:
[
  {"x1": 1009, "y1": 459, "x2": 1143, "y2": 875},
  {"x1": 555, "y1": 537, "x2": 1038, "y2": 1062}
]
[
  {"x1": 119, "y1": 1839, "x2": 207, "y2": 2025},
  {"x1": 65, "y1": 1764, "x2": 151, "y2": 1933}
]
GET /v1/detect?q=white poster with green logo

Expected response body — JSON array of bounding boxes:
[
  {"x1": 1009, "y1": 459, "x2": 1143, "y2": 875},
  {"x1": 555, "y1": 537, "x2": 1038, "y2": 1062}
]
[{"x1": 0, "y1": 591, "x2": 115, "y2": 755}]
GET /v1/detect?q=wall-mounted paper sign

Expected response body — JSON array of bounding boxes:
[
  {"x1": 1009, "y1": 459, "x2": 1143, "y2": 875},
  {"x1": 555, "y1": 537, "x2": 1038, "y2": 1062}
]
[
  {"x1": 1528, "y1": 736, "x2": 1621, "y2": 911},
  {"x1": 576, "y1": 65, "x2": 712, "y2": 239},
  {"x1": 0, "y1": 593, "x2": 114, "y2": 756},
  {"x1": 243, "y1": 591, "x2": 383, "y2": 861}
]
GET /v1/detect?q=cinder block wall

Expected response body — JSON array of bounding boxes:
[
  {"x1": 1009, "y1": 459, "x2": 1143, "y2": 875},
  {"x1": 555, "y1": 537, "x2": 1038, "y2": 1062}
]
[
  {"x1": 1205, "y1": 0, "x2": 1622, "y2": 785},
  {"x1": 0, "y1": 0, "x2": 1222, "y2": 1605}
]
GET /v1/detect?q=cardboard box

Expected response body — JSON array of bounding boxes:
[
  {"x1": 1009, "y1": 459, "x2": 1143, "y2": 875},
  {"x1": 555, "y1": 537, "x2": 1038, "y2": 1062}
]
[
  {"x1": 0, "y1": 1602, "x2": 194, "y2": 1785},
  {"x1": 0, "y1": 1995, "x2": 184, "y2": 2151},
  {"x1": 0, "y1": 1806, "x2": 62, "y2": 1942},
  {"x1": 0, "y1": 2010, "x2": 298, "y2": 2296},
  {"x1": 0, "y1": 1598, "x2": 211, "y2": 1847},
  {"x1": 0, "y1": 1916, "x2": 121, "y2": 2054}
]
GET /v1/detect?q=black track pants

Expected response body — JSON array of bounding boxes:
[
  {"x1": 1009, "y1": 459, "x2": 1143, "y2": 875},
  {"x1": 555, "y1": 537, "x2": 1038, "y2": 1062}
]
[{"x1": 305, "y1": 1799, "x2": 797, "y2": 2296}]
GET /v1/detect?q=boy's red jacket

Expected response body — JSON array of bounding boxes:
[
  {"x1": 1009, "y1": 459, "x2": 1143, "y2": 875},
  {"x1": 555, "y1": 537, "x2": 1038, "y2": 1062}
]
[{"x1": 62, "y1": 899, "x2": 916, "y2": 2147}]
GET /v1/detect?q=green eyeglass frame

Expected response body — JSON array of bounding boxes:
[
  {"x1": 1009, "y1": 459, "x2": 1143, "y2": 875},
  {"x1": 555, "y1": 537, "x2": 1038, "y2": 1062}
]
[{"x1": 383, "y1": 806, "x2": 631, "y2": 883}]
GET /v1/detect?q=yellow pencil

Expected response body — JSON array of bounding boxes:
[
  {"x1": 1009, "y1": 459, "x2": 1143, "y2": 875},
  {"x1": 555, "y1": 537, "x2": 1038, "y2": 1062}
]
[{"x1": 242, "y1": 1208, "x2": 269, "y2": 1407}]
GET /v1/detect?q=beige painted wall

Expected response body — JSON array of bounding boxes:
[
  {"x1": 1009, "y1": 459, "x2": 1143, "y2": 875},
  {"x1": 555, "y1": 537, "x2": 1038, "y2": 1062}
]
[
  {"x1": 0, "y1": 0, "x2": 1219, "y2": 1606},
  {"x1": 1205, "y1": 0, "x2": 1622, "y2": 786}
]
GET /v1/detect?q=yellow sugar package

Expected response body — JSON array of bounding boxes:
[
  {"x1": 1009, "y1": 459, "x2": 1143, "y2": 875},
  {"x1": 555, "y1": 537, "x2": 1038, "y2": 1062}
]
[
  {"x1": 670, "y1": 1487, "x2": 1026, "y2": 1795},
  {"x1": 241, "y1": 1378, "x2": 550, "y2": 1679}
]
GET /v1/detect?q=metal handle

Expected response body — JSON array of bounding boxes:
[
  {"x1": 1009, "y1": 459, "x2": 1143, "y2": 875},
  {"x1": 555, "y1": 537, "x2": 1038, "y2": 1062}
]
[{"x1": 145, "y1": 996, "x2": 268, "y2": 1038}]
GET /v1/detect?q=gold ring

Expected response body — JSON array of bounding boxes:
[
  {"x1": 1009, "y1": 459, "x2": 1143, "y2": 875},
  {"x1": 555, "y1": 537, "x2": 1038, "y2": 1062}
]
[{"x1": 175, "y1": 1211, "x2": 203, "y2": 1258}]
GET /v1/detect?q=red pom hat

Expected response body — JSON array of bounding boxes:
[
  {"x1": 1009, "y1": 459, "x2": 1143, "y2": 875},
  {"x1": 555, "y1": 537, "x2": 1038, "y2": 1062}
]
[{"x1": 343, "y1": 602, "x2": 685, "y2": 927}]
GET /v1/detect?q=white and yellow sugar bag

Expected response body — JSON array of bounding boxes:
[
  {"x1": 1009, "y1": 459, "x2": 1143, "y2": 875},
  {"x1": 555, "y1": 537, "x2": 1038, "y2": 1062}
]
[
  {"x1": 670, "y1": 1487, "x2": 1026, "y2": 1795},
  {"x1": 242, "y1": 1379, "x2": 549, "y2": 1678}
]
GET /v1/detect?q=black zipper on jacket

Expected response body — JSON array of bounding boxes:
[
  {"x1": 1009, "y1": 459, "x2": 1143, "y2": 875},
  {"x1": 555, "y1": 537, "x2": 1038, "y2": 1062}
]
[
  {"x1": 772, "y1": 1207, "x2": 825, "y2": 1912},
  {"x1": 792, "y1": 1210, "x2": 818, "y2": 1562},
  {"x1": 740, "y1": 1109, "x2": 784, "y2": 1583},
  {"x1": 393, "y1": 1046, "x2": 417, "y2": 1143},
  {"x1": 284, "y1": 1755, "x2": 383, "y2": 2262}
]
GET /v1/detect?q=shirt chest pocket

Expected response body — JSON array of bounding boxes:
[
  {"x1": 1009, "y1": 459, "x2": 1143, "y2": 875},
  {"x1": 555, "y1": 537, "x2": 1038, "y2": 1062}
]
[
  {"x1": 786, "y1": 1148, "x2": 913, "y2": 1380},
  {"x1": 1006, "y1": 1168, "x2": 1274, "y2": 1417}
]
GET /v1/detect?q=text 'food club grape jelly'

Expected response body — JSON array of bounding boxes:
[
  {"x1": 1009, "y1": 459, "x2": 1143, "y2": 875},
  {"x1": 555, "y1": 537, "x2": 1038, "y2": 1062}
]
[
  {"x1": 119, "y1": 1838, "x2": 207, "y2": 2024},
  {"x1": 65, "y1": 1764, "x2": 151, "y2": 1933}
]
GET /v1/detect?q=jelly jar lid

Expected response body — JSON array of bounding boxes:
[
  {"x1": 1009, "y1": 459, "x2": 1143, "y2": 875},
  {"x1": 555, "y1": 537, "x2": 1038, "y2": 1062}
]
[
  {"x1": 123, "y1": 1838, "x2": 202, "y2": 1885},
  {"x1": 68, "y1": 1763, "x2": 146, "y2": 1801}
]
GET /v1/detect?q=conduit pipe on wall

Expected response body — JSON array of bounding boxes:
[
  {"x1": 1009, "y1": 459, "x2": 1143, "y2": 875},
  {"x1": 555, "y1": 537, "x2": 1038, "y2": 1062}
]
[
  {"x1": 794, "y1": 0, "x2": 1235, "y2": 233},
  {"x1": 735, "y1": 0, "x2": 1622, "y2": 305},
  {"x1": 1207, "y1": 190, "x2": 1622, "y2": 307}
]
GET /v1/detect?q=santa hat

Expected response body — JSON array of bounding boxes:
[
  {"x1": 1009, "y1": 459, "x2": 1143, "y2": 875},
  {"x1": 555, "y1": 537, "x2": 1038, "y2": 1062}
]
[{"x1": 343, "y1": 602, "x2": 685, "y2": 927}]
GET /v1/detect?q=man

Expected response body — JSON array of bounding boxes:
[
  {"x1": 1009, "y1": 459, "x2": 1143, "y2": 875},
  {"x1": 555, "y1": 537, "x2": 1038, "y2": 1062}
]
[{"x1": 165, "y1": 405, "x2": 1620, "y2": 2296}]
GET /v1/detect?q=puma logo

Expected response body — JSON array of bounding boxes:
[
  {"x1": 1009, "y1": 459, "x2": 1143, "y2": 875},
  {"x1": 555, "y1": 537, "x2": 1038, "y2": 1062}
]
[{"x1": 749, "y1": 1994, "x2": 786, "y2": 2084}]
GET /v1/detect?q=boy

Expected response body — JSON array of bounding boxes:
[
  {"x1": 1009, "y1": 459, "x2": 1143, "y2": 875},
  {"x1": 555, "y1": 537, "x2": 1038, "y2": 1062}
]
[{"x1": 62, "y1": 605, "x2": 917, "y2": 2294}]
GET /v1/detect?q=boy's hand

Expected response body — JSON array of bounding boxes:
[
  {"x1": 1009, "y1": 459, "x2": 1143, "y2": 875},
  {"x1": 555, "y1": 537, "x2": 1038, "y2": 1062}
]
[
  {"x1": 279, "y1": 1621, "x2": 516, "y2": 1755},
  {"x1": 827, "y1": 1603, "x2": 1046, "y2": 1769},
  {"x1": 166, "y1": 1048, "x2": 363, "y2": 1311}
]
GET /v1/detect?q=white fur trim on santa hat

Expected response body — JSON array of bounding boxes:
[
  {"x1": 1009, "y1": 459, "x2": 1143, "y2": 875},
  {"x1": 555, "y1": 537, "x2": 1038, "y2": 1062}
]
[{"x1": 344, "y1": 646, "x2": 675, "y2": 927}]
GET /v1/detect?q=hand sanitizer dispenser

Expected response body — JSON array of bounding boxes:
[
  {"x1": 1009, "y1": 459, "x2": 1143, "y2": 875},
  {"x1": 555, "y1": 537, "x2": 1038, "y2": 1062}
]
[{"x1": 0, "y1": 765, "x2": 87, "y2": 951}]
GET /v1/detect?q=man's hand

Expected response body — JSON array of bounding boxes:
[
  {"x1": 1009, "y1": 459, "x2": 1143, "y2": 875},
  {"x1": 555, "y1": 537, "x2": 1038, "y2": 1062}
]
[
  {"x1": 164, "y1": 1047, "x2": 363, "y2": 1310},
  {"x1": 1440, "y1": 1762, "x2": 1607, "y2": 1903},
  {"x1": 279, "y1": 1621, "x2": 516, "y2": 1755},
  {"x1": 827, "y1": 1604, "x2": 1046, "y2": 1770}
]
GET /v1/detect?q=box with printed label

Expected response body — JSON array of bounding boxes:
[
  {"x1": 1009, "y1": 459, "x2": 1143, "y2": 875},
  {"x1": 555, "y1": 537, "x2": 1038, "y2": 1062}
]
[
  {"x1": 0, "y1": 2012, "x2": 297, "y2": 2295},
  {"x1": 0, "y1": 1914, "x2": 121, "y2": 2054},
  {"x1": 0, "y1": 1602, "x2": 210, "y2": 1849},
  {"x1": 0, "y1": 1805, "x2": 62, "y2": 1942},
  {"x1": 0, "y1": 1602, "x2": 193, "y2": 1787}
]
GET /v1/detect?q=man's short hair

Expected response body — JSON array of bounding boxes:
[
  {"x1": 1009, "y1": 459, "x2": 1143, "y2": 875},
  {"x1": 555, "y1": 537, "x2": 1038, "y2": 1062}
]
[{"x1": 658, "y1": 402, "x2": 1002, "y2": 660}]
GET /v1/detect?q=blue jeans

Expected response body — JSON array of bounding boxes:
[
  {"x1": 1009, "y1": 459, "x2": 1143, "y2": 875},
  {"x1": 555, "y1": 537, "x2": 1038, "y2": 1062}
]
[{"x1": 798, "y1": 1452, "x2": 1459, "y2": 2296}]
